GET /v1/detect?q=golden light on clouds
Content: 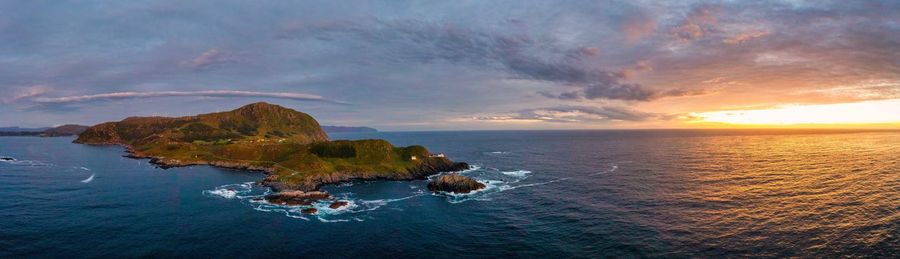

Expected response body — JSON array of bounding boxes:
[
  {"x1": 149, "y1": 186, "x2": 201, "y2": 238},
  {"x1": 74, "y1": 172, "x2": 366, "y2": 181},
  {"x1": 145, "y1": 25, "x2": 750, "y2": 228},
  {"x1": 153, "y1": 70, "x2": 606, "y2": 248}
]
[{"x1": 692, "y1": 99, "x2": 900, "y2": 126}]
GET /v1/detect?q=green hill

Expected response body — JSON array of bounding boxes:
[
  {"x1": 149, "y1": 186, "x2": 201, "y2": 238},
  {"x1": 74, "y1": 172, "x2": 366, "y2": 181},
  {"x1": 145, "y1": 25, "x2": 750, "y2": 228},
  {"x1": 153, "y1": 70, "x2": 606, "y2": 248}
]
[
  {"x1": 76, "y1": 102, "x2": 328, "y2": 145},
  {"x1": 75, "y1": 102, "x2": 468, "y2": 191}
]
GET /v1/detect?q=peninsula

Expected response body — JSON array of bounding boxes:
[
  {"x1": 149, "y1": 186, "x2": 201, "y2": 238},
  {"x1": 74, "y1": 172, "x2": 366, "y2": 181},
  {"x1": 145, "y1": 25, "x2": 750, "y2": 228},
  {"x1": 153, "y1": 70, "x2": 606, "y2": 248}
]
[{"x1": 74, "y1": 102, "x2": 469, "y2": 199}]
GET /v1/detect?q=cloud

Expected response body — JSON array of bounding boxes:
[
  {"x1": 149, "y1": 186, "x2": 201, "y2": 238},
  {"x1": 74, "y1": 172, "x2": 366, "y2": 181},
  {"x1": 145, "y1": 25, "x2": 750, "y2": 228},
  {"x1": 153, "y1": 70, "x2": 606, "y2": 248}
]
[
  {"x1": 670, "y1": 5, "x2": 720, "y2": 41},
  {"x1": 181, "y1": 48, "x2": 236, "y2": 70},
  {"x1": 3, "y1": 85, "x2": 50, "y2": 103},
  {"x1": 27, "y1": 90, "x2": 339, "y2": 104},
  {"x1": 621, "y1": 11, "x2": 657, "y2": 43},
  {"x1": 799, "y1": 80, "x2": 900, "y2": 100},
  {"x1": 281, "y1": 18, "x2": 688, "y2": 101},
  {"x1": 0, "y1": 1, "x2": 897, "y2": 129},
  {"x1": 723, "y1": 30, "x2": 769, "y2": 45},
  {"x1": 472, "y1": 105, "x2": 669, "y2": 123}
]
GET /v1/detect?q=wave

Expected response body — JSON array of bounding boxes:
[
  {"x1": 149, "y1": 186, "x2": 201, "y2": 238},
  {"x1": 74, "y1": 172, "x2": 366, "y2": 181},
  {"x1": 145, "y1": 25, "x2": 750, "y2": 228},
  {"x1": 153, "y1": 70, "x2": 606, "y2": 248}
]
[
  {"x1": 498, "y1": 177, "x2": 572, "y2": 191},
  {"x1": 81, "y1": 173, "x2": 95, "y2": 183},
  {"x1": 432, "y1": 164, "x2": 619, "y2": 203},
  {"x1": 203, "y1": 163, "x2": 622, "y2": 221},
  {"x1": 589, "y1": 164, "x2": 618, "y2": 176},
  {"x1": 430, "y1": 167, "x2": 537, "y2": 203},
  {"x1": 501, "y1": 170, "x2": 531, "y2": 178},
  {"x1": 79, "y1": 167, "x2": 92, "y2": 171},
  {"x1": 202, "y1": 182, "x2": 255, "y2": 199},
  {"x1": 203, "y1": 182, "x2": 429, "y2": 223},
  {"x1": 0, "y1": 156, "x2": 51, "y2": 167}
]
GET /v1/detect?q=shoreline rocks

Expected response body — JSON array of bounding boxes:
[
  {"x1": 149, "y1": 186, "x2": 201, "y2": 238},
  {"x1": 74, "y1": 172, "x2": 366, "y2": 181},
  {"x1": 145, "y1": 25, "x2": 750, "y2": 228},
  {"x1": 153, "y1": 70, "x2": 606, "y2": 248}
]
[
  {"x1": 427, "y1": 174, "x2": 486, "y2": 194},
  {"x1": 264, "y1": 191, "x2": 332, "y2": 206},
  {"x1": 329, "y1": 201, "x2": 349, "y2": 209},
  {"x1": 85, "y1": 142, "x2": 473, "y2": 195}
]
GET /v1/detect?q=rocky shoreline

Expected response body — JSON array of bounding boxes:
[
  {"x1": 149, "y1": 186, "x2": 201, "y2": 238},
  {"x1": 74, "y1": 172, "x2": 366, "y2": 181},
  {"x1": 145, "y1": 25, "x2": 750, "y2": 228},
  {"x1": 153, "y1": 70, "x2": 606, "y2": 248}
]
[
  {"x1": 105, "y1": 143, "x2": 470, "y2": 204},
  {"x1": 71, "y1": 102, "x2": 473, "y2": 210}
]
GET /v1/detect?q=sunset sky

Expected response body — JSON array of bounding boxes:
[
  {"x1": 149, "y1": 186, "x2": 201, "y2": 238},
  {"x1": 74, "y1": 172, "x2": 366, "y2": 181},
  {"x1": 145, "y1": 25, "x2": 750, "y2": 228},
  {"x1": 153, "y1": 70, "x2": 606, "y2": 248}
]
[{"x1": 1, "y1": 1, "x2": 898, "y2": 130}]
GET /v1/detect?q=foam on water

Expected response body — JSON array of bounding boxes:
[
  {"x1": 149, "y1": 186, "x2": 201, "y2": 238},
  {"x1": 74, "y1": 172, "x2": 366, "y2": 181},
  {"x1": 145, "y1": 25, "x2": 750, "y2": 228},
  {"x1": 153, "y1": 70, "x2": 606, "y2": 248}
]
[
  {"x1": 498, "y1": 177, "x2": 572, "y2": 191},
  {"x1": 203, "y1": 182, "x2": 255, "y2": 199},
  {"x1": 430, "y1": 166, "x2": 537, "y2": 203},
  {"x1": 203, "y1": 181, "x2": 433, "y2": 222},
  {"x1": 432, "y1": 163, "x2": 619, "y2": 203},
  {"x1": 201, "y1": 161, "x2": 616, "y2": 220},
  {"x1": 0, "y1": 156, "x2": 51, "y2": 167},
  {"x1": 589, "y1": 164, "x2": 618, "y2": 176},
  {"x1": 500, "y1": 170, "x2": 531, "y2": 178},
  {"x1": 81, "y1": 173, "x2": 95, "y2": 183}
]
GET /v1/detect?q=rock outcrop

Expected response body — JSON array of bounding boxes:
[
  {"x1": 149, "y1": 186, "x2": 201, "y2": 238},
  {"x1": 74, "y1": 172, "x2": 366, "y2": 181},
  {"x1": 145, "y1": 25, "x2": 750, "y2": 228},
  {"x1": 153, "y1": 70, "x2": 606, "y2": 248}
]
[
  {"x1": 329, "y1": 201, "x2": 349, "y2": 209},
  {"x1": 427, "y1": 174, "x2": 486, "y2": 194},
  {"x1": 264, "y1": 191, "x2": 332, "y2": 206}
]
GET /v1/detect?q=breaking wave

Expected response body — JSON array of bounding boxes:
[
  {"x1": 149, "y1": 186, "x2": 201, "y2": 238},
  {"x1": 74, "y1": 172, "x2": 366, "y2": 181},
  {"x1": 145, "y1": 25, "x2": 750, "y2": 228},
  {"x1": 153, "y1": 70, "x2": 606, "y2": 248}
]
[
  {"x1": 202, "y1": 182, "x2": 255, "y2": 199},
  {"x1": 0, "y1": 156, "x2": 52, "y2": 167},
  {"x1": 202, "y1": 161, "x2": 620, "y2": 220},
  {"x1": 432, "y1": 164, "x2": 619, "y2": 203},
  {"x1": 81, "y1": 173, "x2": 95, "y2": 183},
  {"x1": 203, "y1": 181, "x2": 430, "y2": 222}
]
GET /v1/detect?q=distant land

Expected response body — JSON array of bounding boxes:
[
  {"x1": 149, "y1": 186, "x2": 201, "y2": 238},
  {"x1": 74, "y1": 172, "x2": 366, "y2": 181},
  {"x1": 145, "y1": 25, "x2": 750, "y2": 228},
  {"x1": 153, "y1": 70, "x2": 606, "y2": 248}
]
[
  {"x1": 0, "y1": 124, "x2": 89, "y2": 137},
  {"x1": 74, "y1": 102, "x2": 470, "y2": 208},
  {"x1": 321, "y1": 125, "x2": 378, "y2": 133},
  {"x1": 0, "y1": 127, "x2": 49, "y2": 132}
]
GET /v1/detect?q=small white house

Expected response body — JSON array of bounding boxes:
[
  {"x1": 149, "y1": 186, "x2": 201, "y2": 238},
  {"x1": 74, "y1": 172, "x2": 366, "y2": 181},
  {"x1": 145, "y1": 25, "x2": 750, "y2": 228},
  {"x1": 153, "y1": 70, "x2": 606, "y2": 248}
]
[
  {"x1": 410, "y1": 156, "x2": 417, "y2": 160},
  {"x1": 430, "y1": 153, "x2": 445, "y2": 158}
]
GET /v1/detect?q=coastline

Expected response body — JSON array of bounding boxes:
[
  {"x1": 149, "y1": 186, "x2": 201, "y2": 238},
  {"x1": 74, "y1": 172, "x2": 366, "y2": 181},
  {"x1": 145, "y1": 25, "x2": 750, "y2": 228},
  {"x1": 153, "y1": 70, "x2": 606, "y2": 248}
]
[{"x1": 89, "y1": 142, "x2": 469, "y2": 192}]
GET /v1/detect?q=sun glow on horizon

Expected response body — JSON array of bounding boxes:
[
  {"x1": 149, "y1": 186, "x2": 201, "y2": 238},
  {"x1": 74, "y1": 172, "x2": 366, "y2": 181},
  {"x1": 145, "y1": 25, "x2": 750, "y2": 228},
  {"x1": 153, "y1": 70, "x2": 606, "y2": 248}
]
[{"x1": 692, "y1": 99, "x2": 900, "y2": 126}]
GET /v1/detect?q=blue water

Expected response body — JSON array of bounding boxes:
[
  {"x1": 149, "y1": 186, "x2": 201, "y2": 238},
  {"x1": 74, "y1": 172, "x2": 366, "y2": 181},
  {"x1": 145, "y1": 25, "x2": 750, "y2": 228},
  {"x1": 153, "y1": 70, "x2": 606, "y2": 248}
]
[{"x1": 1, "y1": 130, "x2": 898, "y2": 257}]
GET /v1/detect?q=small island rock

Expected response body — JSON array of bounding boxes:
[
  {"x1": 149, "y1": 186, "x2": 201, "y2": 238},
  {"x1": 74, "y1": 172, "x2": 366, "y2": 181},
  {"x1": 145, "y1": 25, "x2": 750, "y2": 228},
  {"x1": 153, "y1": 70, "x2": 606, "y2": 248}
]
[
  {"x1": 329, "y1": 201, "x2": 349, "y2": 209},
  {"x1": 427, "y1": 174, "x2": 486, "y2": 194},
  {"x1": 265, "y1": 191, "x2": 332, "y2": 206}
]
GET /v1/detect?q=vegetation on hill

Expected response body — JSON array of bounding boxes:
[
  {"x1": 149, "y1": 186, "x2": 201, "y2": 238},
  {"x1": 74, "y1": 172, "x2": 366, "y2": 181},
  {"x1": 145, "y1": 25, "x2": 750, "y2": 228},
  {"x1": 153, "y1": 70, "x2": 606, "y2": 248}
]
[{"x1": 74, "y1": 102, "x2": 467, "y2": 191}]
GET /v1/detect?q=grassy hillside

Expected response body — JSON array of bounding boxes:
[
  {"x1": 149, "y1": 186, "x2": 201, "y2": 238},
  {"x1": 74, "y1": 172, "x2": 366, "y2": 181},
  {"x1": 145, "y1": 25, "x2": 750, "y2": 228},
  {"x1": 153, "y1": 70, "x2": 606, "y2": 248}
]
[{"x1": 76, "y1": 102, "x2": 328, "y2": 145}]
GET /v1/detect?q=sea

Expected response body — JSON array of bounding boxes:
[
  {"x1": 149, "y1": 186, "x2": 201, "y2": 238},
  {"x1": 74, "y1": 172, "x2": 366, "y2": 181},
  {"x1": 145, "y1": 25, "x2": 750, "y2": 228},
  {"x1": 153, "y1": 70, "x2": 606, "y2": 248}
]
[{"x1": 1, "y1": 130, "x2": 898, "y2": 258}]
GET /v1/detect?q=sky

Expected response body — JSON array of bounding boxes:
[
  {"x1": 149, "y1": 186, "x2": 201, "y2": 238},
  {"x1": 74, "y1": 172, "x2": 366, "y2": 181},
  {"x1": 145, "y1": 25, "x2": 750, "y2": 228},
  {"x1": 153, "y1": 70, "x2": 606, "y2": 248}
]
[{"x1": 1, "y1": 0, "x2": 898, "y2": 130}]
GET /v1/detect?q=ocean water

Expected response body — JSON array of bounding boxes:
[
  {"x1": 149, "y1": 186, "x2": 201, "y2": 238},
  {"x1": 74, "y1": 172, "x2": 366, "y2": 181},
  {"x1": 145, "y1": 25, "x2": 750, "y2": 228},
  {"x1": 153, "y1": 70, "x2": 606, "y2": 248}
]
[{"x1": 1, "y1": 130, "x2": 898, "y2": 258}]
